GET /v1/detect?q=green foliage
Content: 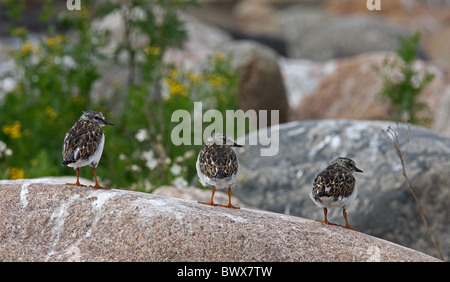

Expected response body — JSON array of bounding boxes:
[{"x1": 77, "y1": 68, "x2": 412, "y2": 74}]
[
  {"x1": 0, "y1": 0, "x2": 241, "y2": 191},
  {"x1": 0, "y1": 8, "x2": 103, "y2": 181},
  {"x1": 377, "y1": 32, "x2": 435, "y2": 126},
  {"x1": 105, "y1": 53, "x2": 240, "y2": 191}
]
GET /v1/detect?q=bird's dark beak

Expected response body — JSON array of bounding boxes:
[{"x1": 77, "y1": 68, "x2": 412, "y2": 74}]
[
  {"x1": 355, "y1": 167, "x2": 363, "y2": 173},
  {"x1": 233, "y1": 142, "x2": 243, "y2": 148},
  {"x1": 104, "y1": 119, "x2": 114, "y2": 126}
]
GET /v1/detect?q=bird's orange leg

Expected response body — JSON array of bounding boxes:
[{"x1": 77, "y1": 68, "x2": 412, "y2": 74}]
[
  {"x1": 315, "y1": 208, "x2": 338, "y2": 226},
  {"x1": 198, "y1": 186, "x2": 218, "y2": 206},
  {"x1": 219, "y1": 187, "x2": 240, "y2": 209},
  {"x1": 89, "y1": 168, "x2": 110, "y2": 190},
  {"x1": 341, "y1": 209, "x2": 359, "y2": 231},
  {"x1": 65, "y1": 168, "x2": 86, "y2": 187}
]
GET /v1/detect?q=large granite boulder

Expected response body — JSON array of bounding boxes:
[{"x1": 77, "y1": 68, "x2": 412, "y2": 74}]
[
  {"x1": 291, "y1": 52, "x2": 450, "y2": 138},
  {"x1": 234, "y1": 119, "x2": 450, "y2": 260},
  {"x1": 221, "y1": 40, "x2": 290, "y2": 124},
  {"x1": 0, "y1": 179, "x2": 439, "y2": 261}
]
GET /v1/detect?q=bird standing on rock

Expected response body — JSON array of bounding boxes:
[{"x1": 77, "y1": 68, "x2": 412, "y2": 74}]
[
  {"x1": 310, "y1": 157, "x2": 363, "y2": 231},
  {"x1": 62, "y1": 110, "x2": 114, "y2": 189},
  {"x1": 196, "y1": 133, "x2": 242, "y2": 209}
]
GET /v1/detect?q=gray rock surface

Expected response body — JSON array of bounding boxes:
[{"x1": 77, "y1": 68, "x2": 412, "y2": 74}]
[
  {"x1": 234, "y1": 119, "x2": 450, "y2": 260},
  {"x1": 0, "y1": 179, "x2": 439, "y2": 261},
  {"x1": 280, "y1": 7, "x2": 406, "y2": 60}
]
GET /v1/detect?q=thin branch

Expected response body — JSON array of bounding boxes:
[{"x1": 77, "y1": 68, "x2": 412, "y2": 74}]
[{"x1": 381, "y1": 123, "x2": 444, "y2": 261}]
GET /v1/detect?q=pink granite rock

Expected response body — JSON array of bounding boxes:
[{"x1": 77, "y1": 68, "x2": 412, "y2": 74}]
[{"x1": 0, "y1": 179, "x2": 440, "y2": 262}]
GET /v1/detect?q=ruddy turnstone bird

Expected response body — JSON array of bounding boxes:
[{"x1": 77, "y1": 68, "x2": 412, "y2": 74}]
[
  {"x1": 310, "y1": 157, "x2": 363, "y2": 231},
  {"x1": 62, "y1": 110, "x2": 114, "y2": 189},
  {"x1": 196, "y1": 133, "x2": 242, "y2": 209}
]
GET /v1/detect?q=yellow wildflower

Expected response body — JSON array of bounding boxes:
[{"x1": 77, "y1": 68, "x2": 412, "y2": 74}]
[
  {"x1": 45, "y1": 35, "x2": 67, "y2": 48},
  {"x1": 214, "y1": 53, "x2": 226, "y2": 62},
  {"x1": 169, "y1": 82, "x2": 182, "y2": 95},
  {"x1": 2, "y1": 121, "x2": 22, "y2": 139},
  {"x1": 11, "y1": 26, "x2": 28, "y2": 38},
  {"x1": 167, "y1": 68, "x2": 179, "y2": 79},
  {"x1": 165, "y1": 68, "x2": 191, "y2": 98},
  {"x1": 208, "y1": 74, "x2": 226, "y2": 89},
  {"x1": 45, "y1": 106, "x2": 58, "y2": 120},
  {"x1": 10, "y1": 167, "x2": 25, "y2": 180},
  {"x1": 20, "y1": 41, "x2": 34, "y2": 56},
  {"x1": 168, "y1": 81, "x2": 189, "y2": 98},
  {"x1": 143, "y1": 46, "x2": 161, "y2": 56},
  {"x1": 186, "y1": 71, "x2": 202, "y2": 83}
]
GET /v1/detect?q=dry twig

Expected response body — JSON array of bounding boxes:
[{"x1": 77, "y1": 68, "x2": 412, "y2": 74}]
[{"x1": 381, "y1": 123, "x2": 444, "y2": 261}]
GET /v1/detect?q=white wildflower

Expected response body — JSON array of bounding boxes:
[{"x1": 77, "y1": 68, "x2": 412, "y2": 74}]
[
  {"x1": 130, "y1": 164, "x2": 141, "y2": 172},
  {"x1": 0, "y1": 141, "x2": 11, "y2": 158},
  {"x1": 170, "y1": 163, "x2": 182, "y2": 175},
  {"x1": 143, "y1": 179, "x2": 153, "y2": 193},
  {"x1": 135, "y1": 129, "x2": 149, "y2": 142},
  {"x1": 0, "y1": 141, "x2": 6, "y2": 152},
  {"x1": 172, "y1": 176, "x2": 188, "y2": 188},
  {"x1": 62, "y1": 55, "x2": 76, "y2": 68},
  {"x1": 0, "y1": 77, "x2": 17, "y2": 93},
  {"x1": 142, "y1": 150, "x2": 157, "y2": 170}
]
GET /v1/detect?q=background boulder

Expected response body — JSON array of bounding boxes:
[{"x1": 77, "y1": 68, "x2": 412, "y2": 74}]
[
  {"x1": 221, "y1": 40, "x2": 290, "y2": 124},
  {"x1": 234, "y1": 119, "x2": 450, "y2": 260},
  {"x1": 291, "y1": 52, "x2": 450, "y2": 137},
  {"x1": 279, "y1": 7, "x2": 407, "y2": 60}
]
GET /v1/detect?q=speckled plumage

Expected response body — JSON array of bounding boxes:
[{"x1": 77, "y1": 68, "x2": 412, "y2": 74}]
[
  {"x1": 310, "y1": 157, "x2": 363, "y2": 230},
  {"x1": 312, "y1": 162, "x2": 356, "y2": 204},
  {"x1": 62, "y1": 119, "x2": 104, "y2": 168},
  {"x1": 198, "y1": 144, "x2": 239, "y2": 185},
  {"x1": 62, "y1": 110, "x2": 113, "y2": 189},
  {"x1": 196, "y1": 133, "x2": 242, "y2": 209}
]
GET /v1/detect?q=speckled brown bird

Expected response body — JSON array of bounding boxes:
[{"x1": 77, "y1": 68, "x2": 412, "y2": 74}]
[
  {"x1": 310, "y1": 157, "x2": 363, "y2": 230},
  {"x1": 196, "y1": 133, "x2": 242, "y2": 209},
  {"x1": 62, "y1": 110, "x2": 114, "y2": 189}
]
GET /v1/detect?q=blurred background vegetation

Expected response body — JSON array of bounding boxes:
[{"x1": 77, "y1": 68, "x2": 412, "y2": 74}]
[
  {"x1": 0, "y1": 0, "x2": 438, "y2": 191},
  {"x1": 0, "y1": 0, "x2": 241, "y2": 191}
]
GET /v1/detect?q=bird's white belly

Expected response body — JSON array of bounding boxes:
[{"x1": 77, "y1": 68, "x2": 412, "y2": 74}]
[{"x1": 310, "y1": 186, "x2": 358, "y2": 210}]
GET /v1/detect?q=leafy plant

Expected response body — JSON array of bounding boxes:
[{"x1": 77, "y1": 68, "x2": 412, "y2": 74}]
[
  {"x1": 108, "y1": 53, "x2": 240, "y2": 191},
  {"x1": 0, "y1": 0, "x2": 242, "y2": 191},
  {"x1": 0, "y1": 7, "x2": 105, "y2": 181},
  {"x1": 377, "y1": 32, "x2": 435, "y2": 126}
]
